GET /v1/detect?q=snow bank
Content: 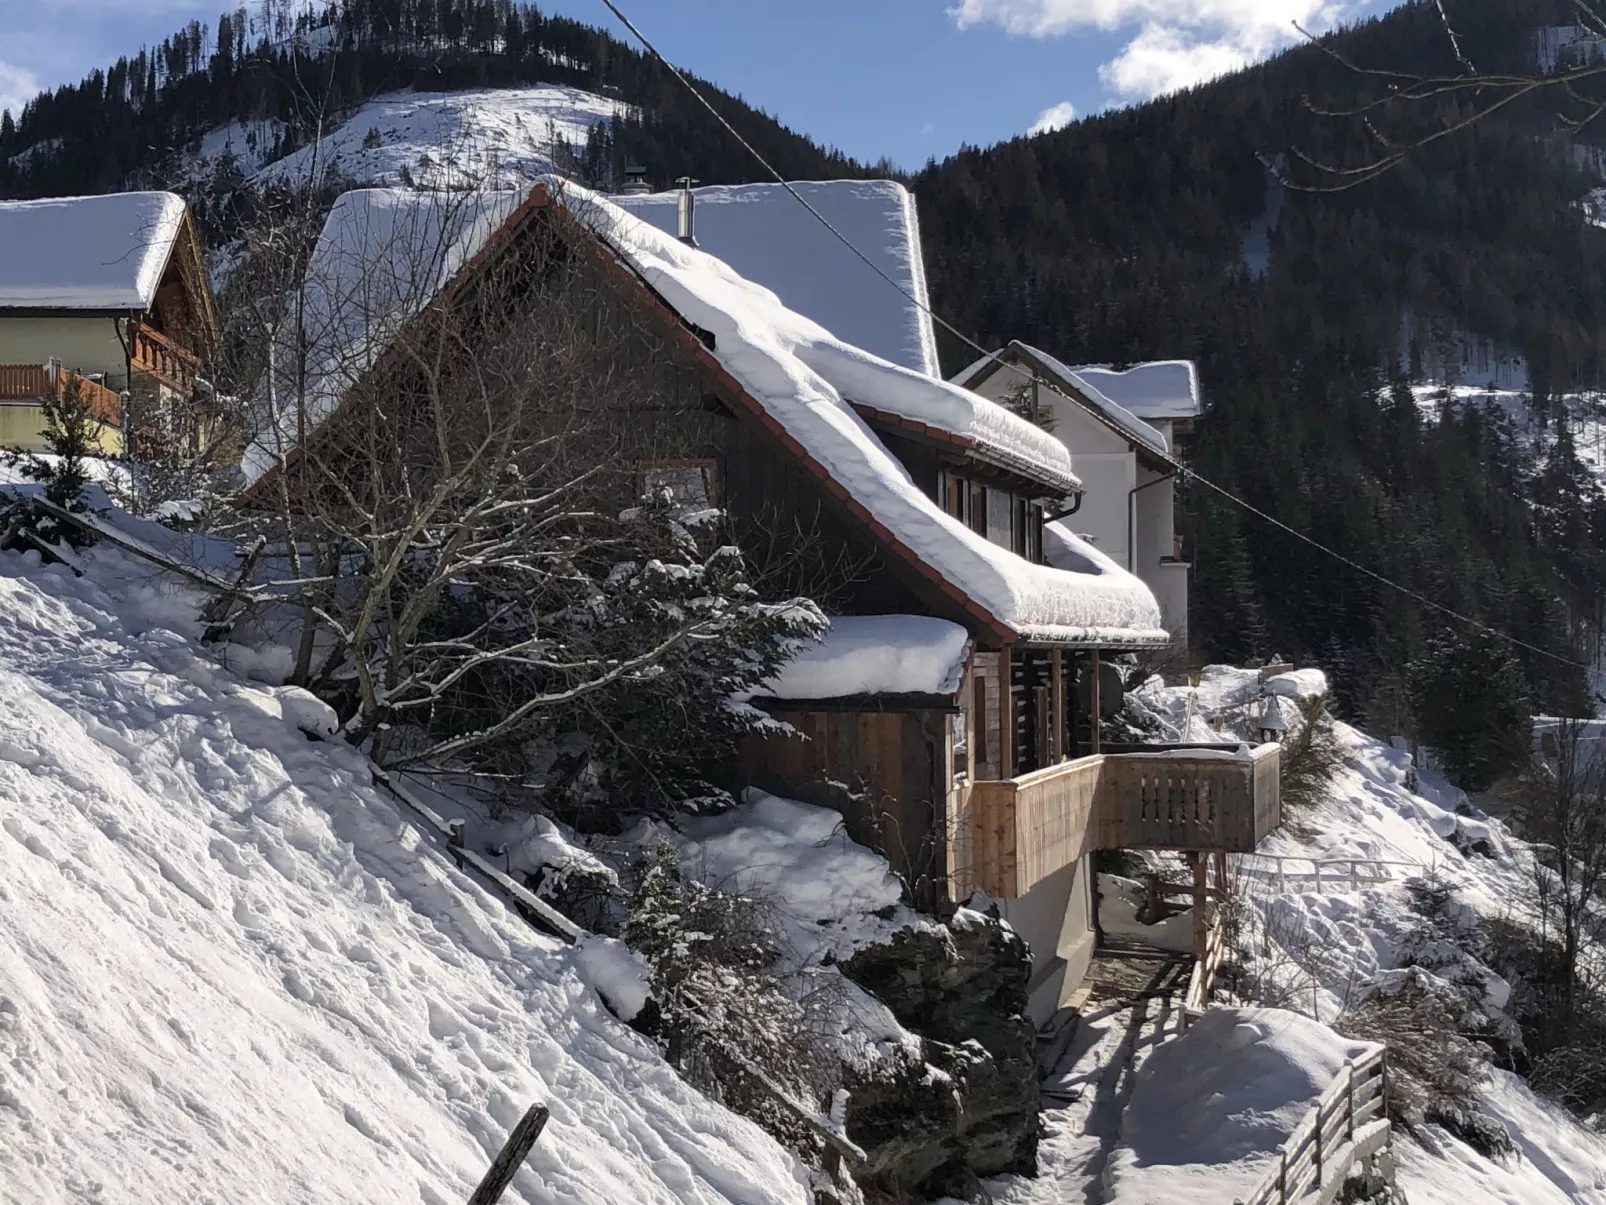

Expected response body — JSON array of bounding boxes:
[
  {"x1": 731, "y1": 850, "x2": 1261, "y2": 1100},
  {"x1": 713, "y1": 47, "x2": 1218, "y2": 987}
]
[
  {"x1": 1105, "y1": 1008, "x2": 1378, "y2": 1205},
  {"x1": 758, "y1": 614, "x2": 971, "y2": 699},
  {"x1": 0, "y1": 539, "x2": 810, "y2": 1205},
  {"x1": 1263, "y1": 667, "x2": 1329, "y2": 701},
  {"x1": 0, "y1": 192, "x2": 186, "y2": 310},
  {"x1": 615, "y1": 180, "x2": 940, "y2": 378}
]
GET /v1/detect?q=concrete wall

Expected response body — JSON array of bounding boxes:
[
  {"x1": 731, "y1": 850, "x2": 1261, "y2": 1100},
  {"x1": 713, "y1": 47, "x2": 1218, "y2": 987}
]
[
  {"x1": 0, "y1": 316, "x2": 130, "y2": 389},
  {"x1": 997, "y1": 851, "x2": 1097, "y2": 1026}
]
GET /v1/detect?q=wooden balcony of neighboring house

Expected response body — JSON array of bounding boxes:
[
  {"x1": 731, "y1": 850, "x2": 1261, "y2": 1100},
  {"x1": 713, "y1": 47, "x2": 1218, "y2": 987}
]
[
  {"x1": 0, "y1": 361, "x2": 124, "y2": 428},
  {"x1": 961, "y1": 741, "x2": 1282, "y2": 901},
  {"x1": 128, "y1": 321, "x2": 201, "y2": 394}
]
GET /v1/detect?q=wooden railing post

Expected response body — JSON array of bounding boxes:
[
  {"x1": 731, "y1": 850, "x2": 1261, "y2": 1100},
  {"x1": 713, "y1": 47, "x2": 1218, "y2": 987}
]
[
  {"x1": 447, "y1": 818, "x2": 466, "y2": 868},
  {"x1": 1345, "y1": 1062, "x2": 1355, "y2": 1142},
  {"x1": 467, "y1": 1103, "x2": 550, "y2": 1205}
]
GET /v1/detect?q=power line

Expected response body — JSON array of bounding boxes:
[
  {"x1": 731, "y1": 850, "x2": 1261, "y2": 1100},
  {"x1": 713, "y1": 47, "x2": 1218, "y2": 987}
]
[{"x1": 595, "y1": 0, "x2": 1596, "y2": 676}]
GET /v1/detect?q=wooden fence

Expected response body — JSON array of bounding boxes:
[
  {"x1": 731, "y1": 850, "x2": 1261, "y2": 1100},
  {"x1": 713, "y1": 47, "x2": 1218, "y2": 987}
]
[
  {"x1": 129, "y1": 322, "x2": 200, "y2": 393},
  {"x1": 1234, "y1": 1047, "x2": 1391, "y2": 1205},
  {"x1": 0, "y1": 361, "x2": 123, "y2": 425},
  {"x1": 1239, "y1": 854, "x2": 1426, "y2": 896}
]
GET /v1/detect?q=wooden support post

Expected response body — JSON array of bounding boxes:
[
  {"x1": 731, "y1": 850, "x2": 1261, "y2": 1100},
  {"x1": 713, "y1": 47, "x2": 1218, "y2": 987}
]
[
  {"x1": 999, "y1": 643, "x2": 1015, "y2": 780},
  {"x1": 1191, "y1": 851, "x2": 1208, "y2": 998},
  {"x1": 467, "y1": 1103, "x2": 550, "y2": 1205},
  {"x1": 448, "y1": 818, "x2": 466, "y2": 869},
  {"x1": 1049, "y1": 648, "x2": 1064, "y2": 763},
  {"x1": 1089, "y1": 647, "x2": 1102, "y2": 755}
]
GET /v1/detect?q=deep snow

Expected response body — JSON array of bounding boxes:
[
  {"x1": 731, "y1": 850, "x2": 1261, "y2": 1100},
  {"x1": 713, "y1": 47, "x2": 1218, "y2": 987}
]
[{"x1": 0, "y1": 537, "x2": 811, "y2": 1204}]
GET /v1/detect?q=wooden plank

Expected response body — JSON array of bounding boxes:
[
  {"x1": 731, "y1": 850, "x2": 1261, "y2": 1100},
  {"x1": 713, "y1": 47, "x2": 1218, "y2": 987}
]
[
  {"x1": 998, "y1": 644, "x2": 1015, "y2": 780},
  {"x1": 467, "y1": 1103, "x2": 550, "y2": 1205},
  {"x1": 1088, "y1": 648, "x2": 1102, "y2": 754}
]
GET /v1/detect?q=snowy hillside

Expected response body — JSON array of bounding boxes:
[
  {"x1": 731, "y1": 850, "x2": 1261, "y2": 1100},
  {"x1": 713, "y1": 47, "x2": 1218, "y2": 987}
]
[
  {"x1": 0, "y1": 530, "x2": 807, "y2": 1204},
  {"x1": 188, "y1": 86, "x2": 625, "y2": 190}
]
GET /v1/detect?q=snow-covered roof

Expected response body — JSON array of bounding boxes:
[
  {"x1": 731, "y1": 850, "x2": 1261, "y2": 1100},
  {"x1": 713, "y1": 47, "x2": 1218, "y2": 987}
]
[
  {"x1": 612, "y1": 181, "x2": 940, "y2": 378},
  {"x1": 757, "y1": 615, "x2": 973, "y2": 699},
  {"x1": 0, "y1": 191, "x2": 188, "y2": 311},
  {"x1": 954, "y1": 342, "x2": 1173, "y2": 459},
  {"x1": 578, "y1": 184, "x2": 1162, "y2": 645},
  {"x1": 244, "y1": 182, "x2": 1165, "y2": 646},
  {"x1": 240, "y1": 188, "x2": 527, "y2": 485},
  {"x1": 1058, "y1": 359, "x2": 1200, "y2": 421}
]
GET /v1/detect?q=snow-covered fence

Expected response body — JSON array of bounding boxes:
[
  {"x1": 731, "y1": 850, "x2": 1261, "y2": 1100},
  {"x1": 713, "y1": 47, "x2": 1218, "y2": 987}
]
[
  {"x1": 1240, "y1": 854, "x2": 1425, "y2": 896},
  {"x1": 1233, "y1": 1047, "x2": 1390, "y2": 1205}
]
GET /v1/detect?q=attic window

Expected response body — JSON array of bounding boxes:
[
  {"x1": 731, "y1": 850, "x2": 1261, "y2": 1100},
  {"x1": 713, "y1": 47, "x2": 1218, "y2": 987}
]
[{"x1": 642, "y1": 459, "x2": 718, "y2": 505}]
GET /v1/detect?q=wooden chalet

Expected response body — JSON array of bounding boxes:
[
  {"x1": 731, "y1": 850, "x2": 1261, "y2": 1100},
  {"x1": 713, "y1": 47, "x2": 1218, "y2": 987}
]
[
  {"x1": 0, "y1": 192, "x2": 218, "y2": 458},
  {"x1": 242, "y1": 181, "x2": 1282, "y2": 1023}
]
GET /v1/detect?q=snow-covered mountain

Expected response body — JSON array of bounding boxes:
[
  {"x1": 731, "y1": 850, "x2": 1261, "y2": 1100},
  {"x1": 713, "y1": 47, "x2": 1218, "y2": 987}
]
[
  {"x1": 186, "y1": 86, "x2": 627, "y2": 190},
  {"x1": 0, "y1": 518, "x2": 807, "y2": 1205}
]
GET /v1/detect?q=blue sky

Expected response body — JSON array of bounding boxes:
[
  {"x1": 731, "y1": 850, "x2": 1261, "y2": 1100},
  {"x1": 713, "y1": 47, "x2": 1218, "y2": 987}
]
[{"x1": 0, "y1": 0, "x2": 1396, "y2": 168}]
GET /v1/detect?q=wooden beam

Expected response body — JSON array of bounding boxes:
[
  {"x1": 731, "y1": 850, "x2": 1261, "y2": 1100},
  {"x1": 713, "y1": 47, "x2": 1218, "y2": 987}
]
[
  {"x1": 1089, "y1": 648, "x2": 1102, "y2": 755},
  {"x1": 1049, "y1": 648, "x2": 1064, "y2": 763},
  {"x1": 467, "y1": 1103, "x2": 550, "y2": 1205},
  {"x1": 1190, "y1": 852, "x2": 1207, "y2": 968},
  {"x1": 999, "y1": 643, "x2": 1015, "y2": 780}
]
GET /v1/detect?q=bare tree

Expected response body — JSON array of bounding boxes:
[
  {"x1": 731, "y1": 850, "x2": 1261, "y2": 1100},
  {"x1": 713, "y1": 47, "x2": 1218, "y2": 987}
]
[
  {"x1": 1274, "y1": 1, "x2": 1606, "y2": 190},
  {"x1": 218, "y1": 181, "x2": 822, "y2": 795}
]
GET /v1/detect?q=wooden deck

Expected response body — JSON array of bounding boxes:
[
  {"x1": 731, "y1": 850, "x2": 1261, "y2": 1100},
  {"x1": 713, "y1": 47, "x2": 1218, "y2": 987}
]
[{"x1": 964, "y1": 743, "x2": 1280, "y2": 899}]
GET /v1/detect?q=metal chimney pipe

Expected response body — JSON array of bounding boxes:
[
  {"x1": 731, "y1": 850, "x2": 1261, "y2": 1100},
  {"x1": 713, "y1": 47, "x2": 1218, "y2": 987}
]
[{"x1": 675, "y1": 176, "x2": 699, "y2": 246}]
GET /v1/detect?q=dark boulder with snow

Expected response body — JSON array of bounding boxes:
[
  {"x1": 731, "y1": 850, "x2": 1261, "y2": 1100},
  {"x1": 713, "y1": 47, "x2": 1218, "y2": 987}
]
[{"x1": 842, "y1": 908, "x2": 1039, "y2": 1198}]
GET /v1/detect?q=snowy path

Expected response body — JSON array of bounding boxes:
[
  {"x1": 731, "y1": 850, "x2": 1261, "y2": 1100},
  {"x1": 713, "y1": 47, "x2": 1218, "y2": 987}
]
[{"x1": 0, "y1": 546, "x2": 808, "y2": 1205}]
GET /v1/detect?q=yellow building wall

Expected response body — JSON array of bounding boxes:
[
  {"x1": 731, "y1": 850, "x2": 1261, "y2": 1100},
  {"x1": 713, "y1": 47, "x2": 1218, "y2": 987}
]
[
  {"x1": 0, "y1": 404, "x2": 123, "y2": 456},
  {"x1": 0, "y1": 316, "x2": 129, "y2": 388}
]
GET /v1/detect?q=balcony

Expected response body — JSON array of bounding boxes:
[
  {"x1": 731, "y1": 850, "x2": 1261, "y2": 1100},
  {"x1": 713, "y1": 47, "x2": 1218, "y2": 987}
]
[
  {"x1": 129, "y1": 322, "x2": 200, "y2": 394},
  {"x1": 0, "y1": 361, "x2": 123, "y2": 427},
  {"x1": 963, "y1": 743, "x2": 1281, "y2": 898}
]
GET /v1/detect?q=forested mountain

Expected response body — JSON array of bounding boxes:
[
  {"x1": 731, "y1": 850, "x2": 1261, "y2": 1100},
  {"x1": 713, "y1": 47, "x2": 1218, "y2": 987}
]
[
  {"x1": 914, "y1": 0, "x2": 1606, "y2": 725},
  {"x1": 4, "y1": 0, "x2": 1606, "y2": 730}
]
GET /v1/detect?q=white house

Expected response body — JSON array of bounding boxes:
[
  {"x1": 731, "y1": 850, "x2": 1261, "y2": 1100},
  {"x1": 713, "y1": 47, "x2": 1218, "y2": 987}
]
[{"x1": 954, "y1": 343, "x2": 1200, "y2": 645}]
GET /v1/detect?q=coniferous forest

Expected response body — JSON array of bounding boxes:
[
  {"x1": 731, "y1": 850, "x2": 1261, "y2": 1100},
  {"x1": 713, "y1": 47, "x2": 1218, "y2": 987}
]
[{"x1": 4, "y1": 0, "x2": 1606, "y2": 729}]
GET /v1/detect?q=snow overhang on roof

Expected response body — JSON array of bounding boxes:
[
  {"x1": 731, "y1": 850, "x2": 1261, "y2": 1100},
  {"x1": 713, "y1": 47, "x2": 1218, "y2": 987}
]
[
  {"x1": 0, "y1": 192, "x2": 188, "y2": 311},
  {"x1": 612, "y1": 180, "x2": 941, "y2": 379},
  {"x1": 1060, "y1": 359, "x2": 1201, "y2": 421},
  {"x1": 756, "y1": 615, "x2": 973, "y2": 700}
]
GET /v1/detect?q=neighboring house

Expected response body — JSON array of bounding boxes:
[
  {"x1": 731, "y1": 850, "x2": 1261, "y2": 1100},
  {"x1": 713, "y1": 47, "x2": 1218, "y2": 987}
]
[
  {"x1": 0, "y1": 191, "x2": 217, "y2": 457},
  {"x1": 611, "y1": 180, "x2": 940, "y2": 377},
  {"x1": 955, "y1": 343, "x2": 1201, "y2": 645},
  {"x1": 242, "y1": 182, "x2": 1278, "y2": 1024}
]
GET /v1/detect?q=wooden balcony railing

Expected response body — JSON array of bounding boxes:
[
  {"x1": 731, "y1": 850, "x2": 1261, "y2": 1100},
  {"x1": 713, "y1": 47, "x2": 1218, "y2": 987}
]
[
  {"x1": 965, "y1": 743, "x2": 1281, "y2": 899},
  {"x1": 0, "y1": 362, "x2": 123, "y2": 427},
  {"x1": 129, "y1": 322, "x2": 200, "y2": 393}
]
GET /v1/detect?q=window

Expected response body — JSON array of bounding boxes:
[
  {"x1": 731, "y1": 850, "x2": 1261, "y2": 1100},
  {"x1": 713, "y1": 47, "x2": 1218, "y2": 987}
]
[
  {"x1": 642, "y1": 460, "x2": 717, "y2": 506},
  {"x1": 986, "y1": 487, "x2": 1013, "y2": 549}
]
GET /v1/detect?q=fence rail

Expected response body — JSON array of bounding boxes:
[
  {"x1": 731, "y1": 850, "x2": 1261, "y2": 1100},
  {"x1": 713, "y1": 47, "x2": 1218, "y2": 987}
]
[
  {"x1": 1239, "y1": 854, "x2": 1427, "y2": 896},
  {"x1": 1234, "y1": 1047, "x2": 1390, "y2": 1205}
]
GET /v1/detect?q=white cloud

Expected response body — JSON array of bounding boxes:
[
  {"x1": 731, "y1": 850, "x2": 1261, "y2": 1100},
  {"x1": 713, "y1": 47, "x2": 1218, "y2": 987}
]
[
  {"x1": 0, "y1": 61, "x2": 40, "y2": 120},
  {"x1": 949, "y1": 0, "x2": 1357, "y2": 99},
  {"x1": 1029, "y1": 100, "x2": 1077, "y2": 135}
]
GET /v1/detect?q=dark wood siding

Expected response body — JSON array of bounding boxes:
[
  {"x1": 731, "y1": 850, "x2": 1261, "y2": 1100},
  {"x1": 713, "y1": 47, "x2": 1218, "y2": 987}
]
[{"x1": 735, "y1": 709, "x2": 948, "y2": 908}]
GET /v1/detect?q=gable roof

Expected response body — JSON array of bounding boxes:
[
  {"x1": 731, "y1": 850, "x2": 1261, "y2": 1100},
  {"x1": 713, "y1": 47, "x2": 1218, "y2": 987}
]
[
  {"x1": 612, "y1": 180, "x2": 940, "y2": 378},
  {"x1": 954, "y1": 341, "x2": 1175, "y2": 461},
  {"x1": 242, "y1": 182, "x2": 1165, "y2": 648},
  {"x1": 0, "y1": 192, "x2": 190, "y2": 311}
]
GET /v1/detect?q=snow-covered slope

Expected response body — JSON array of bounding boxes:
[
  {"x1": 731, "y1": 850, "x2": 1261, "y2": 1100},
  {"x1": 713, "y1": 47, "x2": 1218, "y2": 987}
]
[
  {"x1": 191, "y1": 86, "x2": 625, "y2": 190},
  {"x1": 0, "y1": 537, "x2": 807, "y2": 1204}
]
